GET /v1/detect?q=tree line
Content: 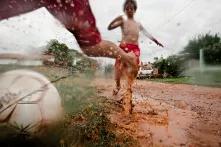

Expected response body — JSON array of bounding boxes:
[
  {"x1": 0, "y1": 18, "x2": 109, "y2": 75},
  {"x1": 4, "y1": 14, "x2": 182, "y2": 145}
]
[{"x1": 153, "y1": 33, "x2": 221, "y2": 77}]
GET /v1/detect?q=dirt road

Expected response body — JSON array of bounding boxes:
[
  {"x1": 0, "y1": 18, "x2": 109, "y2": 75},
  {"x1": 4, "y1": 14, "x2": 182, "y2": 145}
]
[{"x1": 93, "y1": 78, "x2": 221, "y2": 147}]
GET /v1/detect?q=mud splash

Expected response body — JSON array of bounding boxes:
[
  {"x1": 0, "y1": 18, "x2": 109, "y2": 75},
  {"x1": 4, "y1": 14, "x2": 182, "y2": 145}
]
[
  {"x1": 93, "y1": 78, "x2": 221, "y2": 146},
  {"x1": 110, "y1": 94, "x2": 196, "y2": 146}
]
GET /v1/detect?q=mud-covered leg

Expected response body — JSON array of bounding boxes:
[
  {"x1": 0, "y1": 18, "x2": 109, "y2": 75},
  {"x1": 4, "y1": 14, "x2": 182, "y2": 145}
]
[
  {"x1": 122, "y1": 63, "x2": 139, "y2": 115},
  {"x1": 113, "y1": 59, "x2": 123, "y2": 95},
  {"x1": 122, "y1": 88, "x2": 133, "y2": 115}
]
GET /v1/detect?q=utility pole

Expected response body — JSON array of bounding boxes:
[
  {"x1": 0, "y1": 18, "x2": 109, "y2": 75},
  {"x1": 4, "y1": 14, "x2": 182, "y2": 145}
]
[{"x1": 199, "y1": 49, "x2": 205, "y2": 72}]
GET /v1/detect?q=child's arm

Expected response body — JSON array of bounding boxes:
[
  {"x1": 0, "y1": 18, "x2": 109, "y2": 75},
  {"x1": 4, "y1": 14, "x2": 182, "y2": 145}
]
[
  {"x1": 140, "y1": 24, "x2": 164, "y2": 47},
  {"x1": 108, "y1": 16, "x2": 123, "y2": 30}
]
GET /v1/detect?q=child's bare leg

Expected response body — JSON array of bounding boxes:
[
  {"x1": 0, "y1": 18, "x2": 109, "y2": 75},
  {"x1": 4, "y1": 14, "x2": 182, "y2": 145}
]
[
  {"x1": 81, "y1": 40, "x2": 137, "y2": 68},
  {"x1": 113, "y1": 59, "x2": 122, "y2": 95}
]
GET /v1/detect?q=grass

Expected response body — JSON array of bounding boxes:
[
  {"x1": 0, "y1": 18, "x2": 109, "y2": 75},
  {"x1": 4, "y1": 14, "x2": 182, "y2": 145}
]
[
  {"x1": 146, "y1": 67, "x2": 221, "y2": 87},
  {"x1": 0, "y1": 64, "x2": 137, "y2": 147},
  {"x1": 185, "y1": 67, "x2": 221, "y2": 87},
  {"x1": 147, "y1": 77, "x2": 191, "y2": 84},
  {"x1": 148, "y1": 76, "x2": 221, "y2": 87}
]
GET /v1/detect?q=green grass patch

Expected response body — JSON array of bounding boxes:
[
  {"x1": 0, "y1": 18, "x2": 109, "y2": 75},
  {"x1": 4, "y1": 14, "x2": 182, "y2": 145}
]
[
  {"x1": 184, "y1": 67, "x2": 221, "y2": 87},
  {"x1": 147, "y1": 77, "x2": 191, "y2": 84},
  {"x1": 147, "y1": 67, "x2": 221, "y2": 87}
]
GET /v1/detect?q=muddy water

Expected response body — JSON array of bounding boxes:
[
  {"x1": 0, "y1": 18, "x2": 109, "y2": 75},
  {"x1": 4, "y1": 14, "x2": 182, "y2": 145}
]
[
  {"x1": 93, "y1": 78, "x2": 221, "y2": 146},
  {"x1": 137, "y1": 109, "x2": 195, "y2": 146},
  {"x1": 126, "y1": 93, "x2": 197, "y2": 146}
]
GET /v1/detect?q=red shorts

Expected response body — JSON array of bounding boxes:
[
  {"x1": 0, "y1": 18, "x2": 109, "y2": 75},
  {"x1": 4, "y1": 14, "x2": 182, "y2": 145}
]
[
  {"x1": 0, "y1": 0, "x2": 101, "y2": 47},
  {"x1": 119, "y1": 43, "x2": 140, "y2": 64}
]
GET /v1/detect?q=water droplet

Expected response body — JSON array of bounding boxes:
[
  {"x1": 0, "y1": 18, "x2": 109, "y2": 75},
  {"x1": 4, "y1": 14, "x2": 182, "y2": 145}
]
[
  {"x1": 8, "y1": 5, "x2": 13, "y2": 8},
  {"x1": 70, "y1": 3, "x2": 75, "y2": 7},
  {"x1": 56, "y1": 0, "x2": 61, "y2": 3},
  {"x1": 79, "y1": 10, "x2": 84, "y2": 16}
]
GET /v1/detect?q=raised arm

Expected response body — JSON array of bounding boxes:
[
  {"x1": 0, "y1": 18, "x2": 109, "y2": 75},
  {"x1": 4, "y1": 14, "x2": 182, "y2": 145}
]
[
  {"x1": 140, "y1": 24, "x2": 164, "y2": 47},
  {"x1": 108, "y1": 15, "x2": 123, "y2": 30}
]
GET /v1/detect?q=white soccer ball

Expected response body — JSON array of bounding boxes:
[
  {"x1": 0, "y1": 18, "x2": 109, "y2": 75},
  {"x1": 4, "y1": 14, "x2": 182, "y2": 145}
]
[{"x1": 0, "y1": 69, "x2": 63, "y2": 132}]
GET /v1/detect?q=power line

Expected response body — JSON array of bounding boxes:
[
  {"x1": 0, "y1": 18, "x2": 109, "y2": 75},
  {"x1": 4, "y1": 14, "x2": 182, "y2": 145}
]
[{"x1": 155, "y1": 0, "x2": 197, "y2": 30}]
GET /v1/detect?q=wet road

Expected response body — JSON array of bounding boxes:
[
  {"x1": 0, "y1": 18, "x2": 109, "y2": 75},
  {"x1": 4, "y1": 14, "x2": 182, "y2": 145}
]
[{"x1": 93, "y1": 78, "x2": 221, "y2": 147}]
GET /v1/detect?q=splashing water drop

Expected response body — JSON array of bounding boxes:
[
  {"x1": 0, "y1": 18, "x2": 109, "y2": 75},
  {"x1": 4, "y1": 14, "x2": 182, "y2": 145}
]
[
  {"x1": 8, "y1": 5, "x2": 13, "y2": 8},
  {"x1": 79, "y1": 10, "x2": 84, "y2": 16},
  {"x1": 56, "y1": 0, "x2": 61, "y2": 3},
  {"x1": 70, "y1": 3, "x2": 75, "y2": 7}
]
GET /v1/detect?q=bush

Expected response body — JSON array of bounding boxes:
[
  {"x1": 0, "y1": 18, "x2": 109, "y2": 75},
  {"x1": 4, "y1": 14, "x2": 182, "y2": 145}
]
[
  {"x1": 45, "y1": 40, "x2": 73, "y2": 67},
  {"x1": 153, "y1": 55, "x2": 185, "y2": 77},
  {"x1": 204, "y1": 42, "x2": 221, "y2": 65},
  {"x1": 181, "y1": 33, "x2": 221, "y2": 64}
]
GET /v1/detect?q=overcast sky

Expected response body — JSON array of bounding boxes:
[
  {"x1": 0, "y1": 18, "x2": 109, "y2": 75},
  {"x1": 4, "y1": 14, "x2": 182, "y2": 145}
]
[{"x1": 0, "y1": 0, "x2": 220, "y2": 63}]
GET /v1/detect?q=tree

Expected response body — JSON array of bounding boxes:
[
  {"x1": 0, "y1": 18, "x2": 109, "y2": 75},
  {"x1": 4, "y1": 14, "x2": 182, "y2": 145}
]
[
  {"x1": 153, "y1": 55, "x2": 185, "y2": 77},
  {"x1": 45, "y1": 40, "x2": 99, "y2": 73},
  {"x1": 204, "y1": 42, "x2": 221, "y2": 65},
  {"x1": 165, "y1": 55, "x2": 185, "y2": 76},
  {"x1": 45, "y1": 40, "x2": 73, "y2": 67},
  {"x1": 153, "y1": 57, "x2": 167, "y2": 75},
  {"x1": 181, "y1": 33, "x2": 221, "y2": 64}
]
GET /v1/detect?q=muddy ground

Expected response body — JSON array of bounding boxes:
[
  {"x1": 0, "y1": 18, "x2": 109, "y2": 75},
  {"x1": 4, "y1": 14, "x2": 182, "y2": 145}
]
[{"x1": 93, "y1": 78, "x2": 221, "y2": 147}]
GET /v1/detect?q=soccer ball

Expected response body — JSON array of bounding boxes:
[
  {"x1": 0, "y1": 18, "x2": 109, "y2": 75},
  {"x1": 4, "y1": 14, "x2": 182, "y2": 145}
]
[{"x1": 0, "y1": 69, "x2": 63, "y2": 132}]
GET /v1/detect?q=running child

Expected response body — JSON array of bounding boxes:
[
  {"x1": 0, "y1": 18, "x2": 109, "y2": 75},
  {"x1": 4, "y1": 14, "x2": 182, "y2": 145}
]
[{"x1": 108, "y1": 0, "x2": 164, "y2": 103}]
